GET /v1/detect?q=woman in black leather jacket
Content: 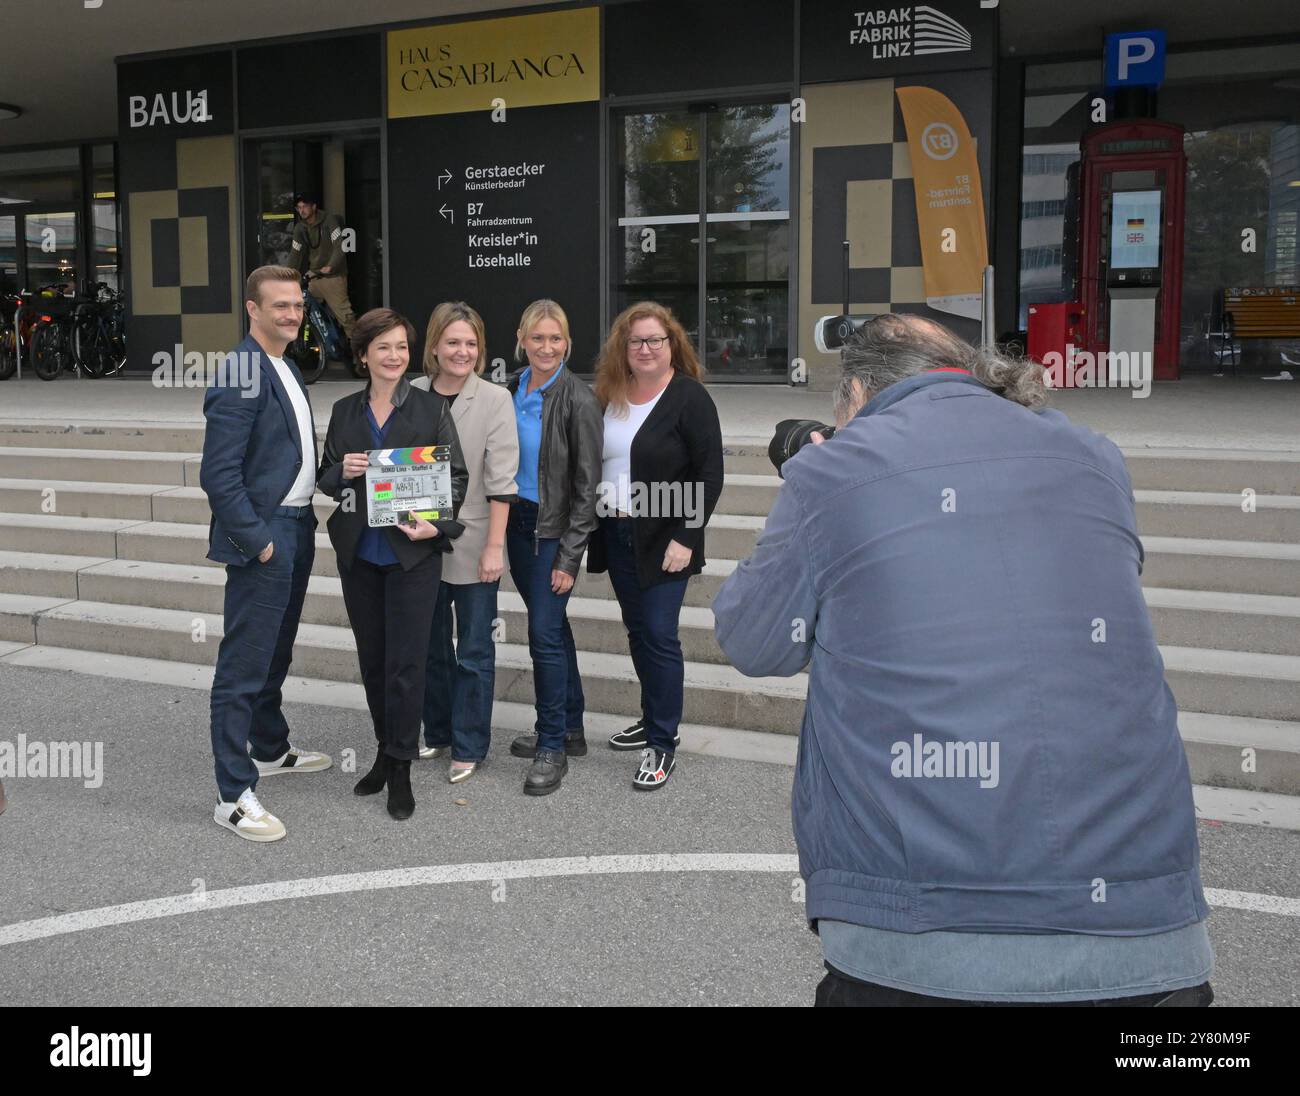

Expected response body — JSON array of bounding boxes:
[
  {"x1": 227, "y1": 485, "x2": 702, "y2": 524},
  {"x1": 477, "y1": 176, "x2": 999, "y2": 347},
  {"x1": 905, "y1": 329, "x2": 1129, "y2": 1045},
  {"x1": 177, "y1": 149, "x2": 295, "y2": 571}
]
[
  {"x1": 501, "y1": 299, "x2": 603, "y2": 797},
  {"x1": 318, "y1": 307, "x2": 467, "y2": 821}
]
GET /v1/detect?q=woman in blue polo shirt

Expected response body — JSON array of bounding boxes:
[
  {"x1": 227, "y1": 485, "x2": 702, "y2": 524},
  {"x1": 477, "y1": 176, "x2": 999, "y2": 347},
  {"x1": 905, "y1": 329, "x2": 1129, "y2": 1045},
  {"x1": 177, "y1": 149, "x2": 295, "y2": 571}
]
[{"x1": 503, "y1": 299, "x2": 603, "y2": 797}]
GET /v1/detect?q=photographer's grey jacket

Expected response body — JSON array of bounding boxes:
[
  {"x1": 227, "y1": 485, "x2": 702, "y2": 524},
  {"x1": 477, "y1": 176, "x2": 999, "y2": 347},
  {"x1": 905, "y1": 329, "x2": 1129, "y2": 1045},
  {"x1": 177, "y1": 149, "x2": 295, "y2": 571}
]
[{"x1": 713, "y1": 372, "x2": 1209, "y2": 936}]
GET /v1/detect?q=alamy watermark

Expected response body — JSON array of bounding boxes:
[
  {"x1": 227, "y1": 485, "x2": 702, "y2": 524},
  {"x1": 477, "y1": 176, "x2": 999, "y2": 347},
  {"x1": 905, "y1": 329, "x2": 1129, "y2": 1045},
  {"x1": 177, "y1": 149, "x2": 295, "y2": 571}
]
[
  {"x1": 596, "y1": 475, "x2": 704, "y2": 527},
  {"x1": 1040, "y1": 346, "x2": 1152, "y2": 399},
  {"x1": 152, "y1": 348, "x2": 261, "y2": 397},
  {"x1": 50, "y1": 1028, "x2": 151, "y2": 1076},
  {"x1": 0, "y1": 735, "x2": 104, "y2": 788},
  {"x1": 890, "y1": 733, "x2": 1000, "y2": 789}
]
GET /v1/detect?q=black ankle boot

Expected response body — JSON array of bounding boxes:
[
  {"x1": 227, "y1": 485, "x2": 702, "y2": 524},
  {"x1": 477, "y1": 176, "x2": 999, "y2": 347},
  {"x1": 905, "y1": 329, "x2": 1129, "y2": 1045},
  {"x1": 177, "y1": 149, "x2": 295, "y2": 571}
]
[
  {"x1": 354, "y1": 748, "x2": 387, "y2": 796},
  {"x1": 387, "y1": 759, "x2": 415, "y2": 820}
]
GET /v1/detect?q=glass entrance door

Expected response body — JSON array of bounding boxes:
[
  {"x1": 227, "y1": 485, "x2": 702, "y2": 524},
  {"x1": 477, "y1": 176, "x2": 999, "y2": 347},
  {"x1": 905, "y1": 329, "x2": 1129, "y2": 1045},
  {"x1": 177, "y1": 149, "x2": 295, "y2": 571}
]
[
  {"x1": 243, "y1": 134, "x2": 383, "y2": 318},
  {"x1": 24, "y1": 211, "x2": 78, "y2": 291},
  {"x1": 0, "y1": 216, "x2": 16, "y2": 296},
  {"x1": 613, "y1": 102, "x2": 791, "y2": 379}
]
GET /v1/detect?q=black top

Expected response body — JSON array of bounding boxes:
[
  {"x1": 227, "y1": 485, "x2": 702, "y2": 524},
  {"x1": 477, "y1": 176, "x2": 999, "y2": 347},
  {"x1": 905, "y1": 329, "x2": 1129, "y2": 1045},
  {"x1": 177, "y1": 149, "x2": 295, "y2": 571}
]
[
  {"x1": 586, "y1": 370, "x2": 724, "y2": 589},
  {"x1": 317, "y1": 379, "x2": 469, "y2": 572}
]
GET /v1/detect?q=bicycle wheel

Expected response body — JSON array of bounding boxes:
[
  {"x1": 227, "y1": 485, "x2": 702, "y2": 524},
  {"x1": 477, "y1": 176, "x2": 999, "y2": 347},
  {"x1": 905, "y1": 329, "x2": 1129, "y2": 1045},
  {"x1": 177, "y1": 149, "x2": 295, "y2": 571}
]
[
  {"x1": 287, "y1": 321, "x2": 324, "y2": 384},
  {"x1": 0, "y1": 326, "x2": 15, "y2": 380},
  {"x1": 73, "y1": 308, "x2": 105, "y2": 377},
  {"x1": 31, "y1": 322, "x2": 65, "y2": 380}
]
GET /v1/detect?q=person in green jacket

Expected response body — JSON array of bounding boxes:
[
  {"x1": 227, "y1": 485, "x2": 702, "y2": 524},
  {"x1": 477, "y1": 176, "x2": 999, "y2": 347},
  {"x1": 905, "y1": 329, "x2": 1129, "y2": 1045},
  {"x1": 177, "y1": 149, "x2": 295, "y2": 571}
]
[{"x1": 289, "y1": 191, "x2": 356, "y2": 338}]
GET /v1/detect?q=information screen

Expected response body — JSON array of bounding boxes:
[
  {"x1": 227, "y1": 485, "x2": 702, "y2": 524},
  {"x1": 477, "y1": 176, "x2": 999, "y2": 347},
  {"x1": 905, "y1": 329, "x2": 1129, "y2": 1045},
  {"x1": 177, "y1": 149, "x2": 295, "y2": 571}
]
[{"x1": 1109, "y1": 189, "x2": 1162, "y2": 270}]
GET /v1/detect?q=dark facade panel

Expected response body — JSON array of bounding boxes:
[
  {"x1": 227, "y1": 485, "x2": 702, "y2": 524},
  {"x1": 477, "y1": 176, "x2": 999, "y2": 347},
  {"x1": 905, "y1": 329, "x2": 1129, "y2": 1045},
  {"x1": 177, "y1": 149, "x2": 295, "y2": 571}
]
[
  {"x1": 387, "y1": 100, "x2": 602, "y2": 371},
  {"x1": 117, "y1": 51, "x2": 235, "y2": 140},
  {"x1": 802, "y1": 0, "x2": 996, "y2": 85},
  {"x1": 178, "y1": 185, "x2": 233, "y2": 314},
  {"x1": 606, "y1": 0, "x2": 793, "y2": 96},
  {"x1": 237, "y1": 34, "x2": 382, "y2": 129}
]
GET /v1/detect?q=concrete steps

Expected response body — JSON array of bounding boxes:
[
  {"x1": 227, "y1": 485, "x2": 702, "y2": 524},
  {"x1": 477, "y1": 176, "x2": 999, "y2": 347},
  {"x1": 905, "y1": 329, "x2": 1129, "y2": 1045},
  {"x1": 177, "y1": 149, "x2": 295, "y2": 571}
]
[
  {"x1": 0, "y1": 416, "x2": 1295, "y2": 794},
  {"x1": 0, "y1": 446, "x2": 198, "y2": 485},
  {"x1": 1132, "y1": 489, "x2": 1300, "y2": 543},
  {"x1": 0, "y1": 596, "x2": 809, "y2": 735},
  {"x1": 1, "y1": 592, "x2": 1296, "y2": 792},
  {"x1": 7, "y1": 549, "x2": 1299, "y2": 672}
]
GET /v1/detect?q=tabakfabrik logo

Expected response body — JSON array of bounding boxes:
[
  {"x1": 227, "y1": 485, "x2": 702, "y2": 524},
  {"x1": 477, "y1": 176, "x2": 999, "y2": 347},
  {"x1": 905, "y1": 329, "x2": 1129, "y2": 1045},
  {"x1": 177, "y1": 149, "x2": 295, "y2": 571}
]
[
  {"x1": 848, "y1": 6, "x2": 973, "y2": 59},
  {"x1": 50, "y1": 1028, "x2": 151, "y2": 1077}
]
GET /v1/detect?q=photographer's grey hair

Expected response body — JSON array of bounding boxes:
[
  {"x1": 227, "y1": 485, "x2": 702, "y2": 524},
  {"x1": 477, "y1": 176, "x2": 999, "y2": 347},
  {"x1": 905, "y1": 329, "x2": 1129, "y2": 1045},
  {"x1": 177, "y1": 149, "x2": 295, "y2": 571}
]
[{"x1": 835, "y1": 314, "x2": 1047, "y2": 422}]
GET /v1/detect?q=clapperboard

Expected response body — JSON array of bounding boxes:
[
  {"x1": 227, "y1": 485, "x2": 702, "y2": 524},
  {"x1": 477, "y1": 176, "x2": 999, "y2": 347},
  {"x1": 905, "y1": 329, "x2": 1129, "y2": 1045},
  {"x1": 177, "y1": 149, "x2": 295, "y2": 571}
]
[{"x1": 365, "y1": 446, "x2": 452, "y2": 528}]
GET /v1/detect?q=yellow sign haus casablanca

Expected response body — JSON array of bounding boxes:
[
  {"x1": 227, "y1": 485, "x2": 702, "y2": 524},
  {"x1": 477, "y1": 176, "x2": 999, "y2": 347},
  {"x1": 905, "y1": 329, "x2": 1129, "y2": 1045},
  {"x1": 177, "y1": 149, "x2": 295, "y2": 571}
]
[{"x1": 387, "y1": 7, "x2": 600, "y2": 118}]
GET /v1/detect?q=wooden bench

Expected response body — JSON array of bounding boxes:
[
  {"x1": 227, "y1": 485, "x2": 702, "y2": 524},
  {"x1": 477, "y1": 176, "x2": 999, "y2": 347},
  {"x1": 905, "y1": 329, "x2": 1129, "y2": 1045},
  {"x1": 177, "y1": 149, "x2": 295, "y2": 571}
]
[{"x1": 1223, "y1": 287, "x2": 1300, "y2": 339}]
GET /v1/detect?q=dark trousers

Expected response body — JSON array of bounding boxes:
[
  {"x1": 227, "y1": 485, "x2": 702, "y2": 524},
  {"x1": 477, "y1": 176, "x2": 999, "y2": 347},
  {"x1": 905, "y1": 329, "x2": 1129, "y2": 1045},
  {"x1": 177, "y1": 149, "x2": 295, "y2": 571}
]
[
  {"x1": 601, "y1": 517, "x2": 688, "y2": 753},
  {"x1": 338, "y1": 553, "x2": 441, "y2": 761},
  {"x1": 815, "y1": 965, "x2": 1215, "y2": 1007},
  {"x1": 210, "y1": 508, "x2": 315, "y2": 803},
  {"x1": 423, "y1": 579, "x2": 499, "y2": 762},
  {"x1": 505, "y1": 499, "x2": 584, "y2": 753}
]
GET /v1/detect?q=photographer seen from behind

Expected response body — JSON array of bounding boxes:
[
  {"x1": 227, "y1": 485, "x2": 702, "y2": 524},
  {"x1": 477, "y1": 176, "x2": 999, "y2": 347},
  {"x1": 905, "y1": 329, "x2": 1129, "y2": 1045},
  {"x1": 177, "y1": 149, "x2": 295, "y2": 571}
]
[{"x1": 713, "y1": 314, "x2": 1213, "y2": 1007}]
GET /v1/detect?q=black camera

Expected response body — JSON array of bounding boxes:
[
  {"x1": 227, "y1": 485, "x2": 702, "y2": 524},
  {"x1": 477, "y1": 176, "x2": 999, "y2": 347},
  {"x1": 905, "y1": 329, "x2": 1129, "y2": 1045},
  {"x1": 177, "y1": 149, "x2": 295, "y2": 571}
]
[
  {"x1": 769, "y1": 419, "x2": 836, "y2": 476},
  {"x1": 813, "y1": 313, "x2": 879, "y2": 354}
]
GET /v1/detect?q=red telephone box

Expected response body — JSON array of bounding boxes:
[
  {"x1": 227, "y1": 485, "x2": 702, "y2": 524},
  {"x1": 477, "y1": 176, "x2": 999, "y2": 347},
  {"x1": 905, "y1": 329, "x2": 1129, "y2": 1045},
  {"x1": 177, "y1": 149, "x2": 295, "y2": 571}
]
[{"x1": 1077, "y1": 119, "x2": 1186, "y2": 381}]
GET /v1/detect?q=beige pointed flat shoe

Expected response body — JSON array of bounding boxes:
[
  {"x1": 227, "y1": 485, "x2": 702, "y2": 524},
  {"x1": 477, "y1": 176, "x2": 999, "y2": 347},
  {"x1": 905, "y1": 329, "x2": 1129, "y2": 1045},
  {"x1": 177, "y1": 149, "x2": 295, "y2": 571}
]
[{"x1": 448, "y1": 762, "x2": 478, "y2": 784}]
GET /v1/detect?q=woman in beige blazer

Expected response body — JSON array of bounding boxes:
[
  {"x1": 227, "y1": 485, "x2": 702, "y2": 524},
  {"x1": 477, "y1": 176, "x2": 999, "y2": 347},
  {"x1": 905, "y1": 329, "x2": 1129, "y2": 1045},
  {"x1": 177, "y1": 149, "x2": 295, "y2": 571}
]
[{"x1": 413, "y1": 302, "x2": 519, "y2": 781}]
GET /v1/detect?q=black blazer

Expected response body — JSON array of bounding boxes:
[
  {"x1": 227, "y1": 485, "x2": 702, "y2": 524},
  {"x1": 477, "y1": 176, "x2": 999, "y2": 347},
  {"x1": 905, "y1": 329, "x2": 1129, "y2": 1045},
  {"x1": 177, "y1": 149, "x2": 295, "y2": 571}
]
[
  {"x1": 586, "y1": 370, "x2": 724, "y2": 589},
  {"x1": 317, "y1": 379, "x2": 469, "y2": 572}
]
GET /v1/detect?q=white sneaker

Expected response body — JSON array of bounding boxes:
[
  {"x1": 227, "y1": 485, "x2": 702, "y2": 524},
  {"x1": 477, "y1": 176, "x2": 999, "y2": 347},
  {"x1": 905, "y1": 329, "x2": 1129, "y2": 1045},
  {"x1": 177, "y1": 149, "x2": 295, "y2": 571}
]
[
  {"x1": 253, "y1": 745, "x2": 332, "y2": 776},
  {"x1": 214, "y1": 788, "x2": 286, "y2": 842}
]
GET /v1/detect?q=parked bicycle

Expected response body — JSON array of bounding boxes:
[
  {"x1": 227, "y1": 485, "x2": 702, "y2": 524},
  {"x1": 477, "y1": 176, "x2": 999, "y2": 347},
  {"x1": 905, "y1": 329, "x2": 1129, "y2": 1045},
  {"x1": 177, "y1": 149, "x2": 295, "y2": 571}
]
[
  {"x1": 287, "y1": 271, "x2": 364, "y2": 384},
  {"x1": 72, "y1": 282, "x2": 127, "y2": 378},
  {"x1": 0, "y1": 293, "x2": 20, "y2": 380},
  {"x1": 26, "y1": 284, "x2": 82, "y2": 381}
]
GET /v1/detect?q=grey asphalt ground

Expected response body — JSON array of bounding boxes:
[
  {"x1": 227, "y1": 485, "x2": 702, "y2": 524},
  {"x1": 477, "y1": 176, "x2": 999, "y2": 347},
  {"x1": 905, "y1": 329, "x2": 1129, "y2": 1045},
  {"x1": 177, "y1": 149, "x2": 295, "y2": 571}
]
[{"x1": 0, "y1": 663, "x2": 1296, "y2": 1007}]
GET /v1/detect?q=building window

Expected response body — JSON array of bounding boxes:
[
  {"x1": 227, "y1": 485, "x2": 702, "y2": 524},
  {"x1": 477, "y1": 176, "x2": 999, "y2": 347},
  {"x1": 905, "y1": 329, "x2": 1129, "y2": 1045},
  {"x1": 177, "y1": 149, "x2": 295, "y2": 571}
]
[
  {"x1": 1020, "y1": 245, "x2": 1063, "y2": 270},
  {"x1": 91, "y1": 144, "x2": 119, "y2": 292},
  {"x1": 1021, "y1": 199, "x2": 1066, "y2": 219},
  {"x1": 613, "y1": 102, "x2": 791, "y2": 378},
  {"x1": 1023, "y1": 152, "x2": 1077, "y2": 176}
]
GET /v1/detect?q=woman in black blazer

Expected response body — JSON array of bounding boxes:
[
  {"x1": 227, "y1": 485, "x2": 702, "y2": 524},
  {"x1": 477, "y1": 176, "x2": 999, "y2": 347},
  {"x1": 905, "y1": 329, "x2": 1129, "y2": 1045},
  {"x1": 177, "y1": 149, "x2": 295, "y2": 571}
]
[
  {"x1": 318, "y1": 307, "x2": 468, "y2": 820},
  {"x1": 588, "y1": 301, "x2": 723, "y2": 790}
]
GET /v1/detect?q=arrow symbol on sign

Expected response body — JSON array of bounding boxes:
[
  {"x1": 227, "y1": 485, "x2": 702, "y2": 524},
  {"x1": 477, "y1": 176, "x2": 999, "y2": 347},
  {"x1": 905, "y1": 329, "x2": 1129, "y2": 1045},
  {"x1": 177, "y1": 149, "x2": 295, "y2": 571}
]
[
  {"x1": 439, "y1": 204, "x2": 454, "y2": 224},
  {"x1": 437, "y1": 169, "x2": 453, "y2": 189}
]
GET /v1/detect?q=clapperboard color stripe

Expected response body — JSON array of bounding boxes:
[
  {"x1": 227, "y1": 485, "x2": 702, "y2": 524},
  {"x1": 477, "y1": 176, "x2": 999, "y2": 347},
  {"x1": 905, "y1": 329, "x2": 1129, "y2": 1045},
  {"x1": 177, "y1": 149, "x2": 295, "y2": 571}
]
[{"x1": 369, "y1": 446, "x2": 450, "y2": 466}]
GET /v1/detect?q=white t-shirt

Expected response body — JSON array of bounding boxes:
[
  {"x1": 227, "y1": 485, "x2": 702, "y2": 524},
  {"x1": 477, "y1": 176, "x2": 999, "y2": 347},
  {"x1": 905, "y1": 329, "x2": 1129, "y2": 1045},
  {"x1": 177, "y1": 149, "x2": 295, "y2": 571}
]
[
  {"x1": 600, "y1": 388, "x2": 665, "y2": 514},
  {"x1": 267, "y1": 355, "x2": 316, "y2": 507}
]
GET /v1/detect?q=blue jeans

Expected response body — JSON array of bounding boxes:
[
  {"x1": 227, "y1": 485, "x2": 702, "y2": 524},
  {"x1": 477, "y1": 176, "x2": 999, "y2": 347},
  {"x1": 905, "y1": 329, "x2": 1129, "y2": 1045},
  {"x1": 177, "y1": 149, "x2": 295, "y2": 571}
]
[
  {"x1": 210, "y1": 508, "x2": 315, "y2": 803},
  {"x1": 506, "y1": 500, "x2": 584, "y2": 752},
  {"x1": 423, "y1": 579, "x2": 499, "y2": 762},
  {"x1": 601, "y1": 517, "x2": 688, "y2": 754}
]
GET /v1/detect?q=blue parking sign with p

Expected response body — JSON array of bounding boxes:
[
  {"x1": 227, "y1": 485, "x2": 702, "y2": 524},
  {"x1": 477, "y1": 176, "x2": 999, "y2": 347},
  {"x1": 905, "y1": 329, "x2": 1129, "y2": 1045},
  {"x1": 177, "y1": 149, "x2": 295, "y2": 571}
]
[{"x1": 1104, "y1": 30, "x2": 1166, "y2": 88}]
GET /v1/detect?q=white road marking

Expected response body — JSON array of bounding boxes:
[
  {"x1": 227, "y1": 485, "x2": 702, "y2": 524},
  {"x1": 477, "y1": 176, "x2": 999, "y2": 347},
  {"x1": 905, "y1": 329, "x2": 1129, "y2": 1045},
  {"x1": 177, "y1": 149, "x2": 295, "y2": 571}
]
[
  {"x1": 1203, "y1": 887, "x2": 1300, "y2": 918},
  {"x1": 0, "y1": 854, "x2": 799, "y2": 947},
  {"x1": 1, "y1": 855, "x2": 1296, "y2": 948}
]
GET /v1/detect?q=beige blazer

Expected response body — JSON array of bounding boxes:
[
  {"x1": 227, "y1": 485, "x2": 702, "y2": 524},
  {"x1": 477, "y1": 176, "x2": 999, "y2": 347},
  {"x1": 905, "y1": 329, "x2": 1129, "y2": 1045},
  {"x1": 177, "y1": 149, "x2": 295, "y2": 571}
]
[{"x1": 412, "y1": 370, "x2": 519, "y2": 585}]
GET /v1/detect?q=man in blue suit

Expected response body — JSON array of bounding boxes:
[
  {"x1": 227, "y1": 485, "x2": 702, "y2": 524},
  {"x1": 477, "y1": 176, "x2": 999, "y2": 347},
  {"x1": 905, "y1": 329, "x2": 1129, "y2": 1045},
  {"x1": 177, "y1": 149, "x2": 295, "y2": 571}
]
[{"x1": 201, "y1": 265, "x2": 332, "y2": 842}]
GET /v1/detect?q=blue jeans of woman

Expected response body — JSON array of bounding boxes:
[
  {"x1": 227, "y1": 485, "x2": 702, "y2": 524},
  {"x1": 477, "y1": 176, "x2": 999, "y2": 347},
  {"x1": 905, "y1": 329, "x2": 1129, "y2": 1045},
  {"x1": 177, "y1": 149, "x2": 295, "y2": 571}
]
[
  {"x1": 423, "y1": 579, "x2": 499, "y2": 763},
  {"x1": 600, "y1": 516, "x2": 688, "y2": 754},
  {"x1": 506, "y1": 499, "x2": 585, "y2": 753}
]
